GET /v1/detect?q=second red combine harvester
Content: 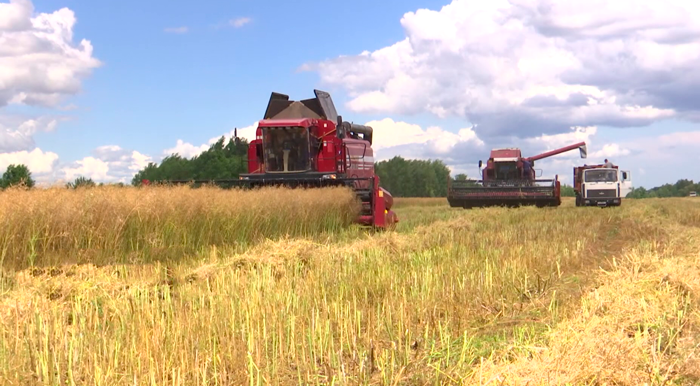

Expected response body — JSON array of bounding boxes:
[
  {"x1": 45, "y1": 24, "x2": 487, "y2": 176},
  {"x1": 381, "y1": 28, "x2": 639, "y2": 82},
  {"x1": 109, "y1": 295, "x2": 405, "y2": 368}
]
[
  {"x1": 447, "y1": 142, "x2": 587, "y2": 208},
  {"x1": 149, "y1": 89, "x2": 398, "y2": 229}
]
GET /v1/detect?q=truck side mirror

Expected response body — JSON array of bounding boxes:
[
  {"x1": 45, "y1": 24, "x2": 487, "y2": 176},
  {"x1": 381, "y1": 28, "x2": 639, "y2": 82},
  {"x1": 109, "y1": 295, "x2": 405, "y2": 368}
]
[
  {"x1": 478, "y1": 160, "x2": 482, "y2": 168},
  {"x1": 622, "y1": 172, "x2": 628, "y2": 180}
]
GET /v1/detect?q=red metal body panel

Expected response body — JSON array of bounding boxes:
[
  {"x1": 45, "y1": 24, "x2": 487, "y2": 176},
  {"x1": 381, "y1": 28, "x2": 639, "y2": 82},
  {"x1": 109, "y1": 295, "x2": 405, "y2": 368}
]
[
  {"x1": 316, "y1": 138, "x2": 337, "y2": 173},
  {"x1": 246, "y1": 118, "x2": 377, "y2": 179},
  {"x1": 525, "y1": 141, "x2": 587, "y2": 162},
  {"x1": 490, "y1": 148, "x2": 522, "y2": 159},
  {"x1": 342, "y1": 138, "x2": 375, "y2": 181},
  {"x1": 258, "y1": 118, "x2": 316, "y2": 128},
  {"x1": 247, "y1": 139, "x2": 262, "y2": 174},
  {"x1": 459, "y1": 191, "x2": 555, "y2": 197}
]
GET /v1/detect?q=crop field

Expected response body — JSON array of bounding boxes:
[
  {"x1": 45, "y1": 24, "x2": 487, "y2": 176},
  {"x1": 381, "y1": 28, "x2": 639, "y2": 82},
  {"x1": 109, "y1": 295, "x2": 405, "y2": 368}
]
[{"x1": 0, "y1": 185, "x2": 699, "y2": 385}]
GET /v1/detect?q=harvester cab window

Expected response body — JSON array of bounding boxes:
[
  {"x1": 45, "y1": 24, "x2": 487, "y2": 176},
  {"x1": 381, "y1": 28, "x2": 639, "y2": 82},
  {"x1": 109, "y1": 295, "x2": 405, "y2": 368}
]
[
  {"x1": 496, "y1": 163, "x2": 518, "y2": 180},
  {"x1": 262, "y1": 126, "x2": 311, "y2": 172}
]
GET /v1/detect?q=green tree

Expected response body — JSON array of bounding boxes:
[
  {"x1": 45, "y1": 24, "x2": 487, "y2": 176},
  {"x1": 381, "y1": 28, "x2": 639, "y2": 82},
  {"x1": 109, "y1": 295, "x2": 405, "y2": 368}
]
[
  {"x1": 1, "y1": 164, "x2": 35, "y2": 189},
  {"x1": 131, "y1": 136, "x2": 250, "y2": 185},
  {"x1": 560, "y1": 184, "x2": 575, "y2": 197},
  {"x1": 66, "y1": 176, "x2": 96, "y2": 189},
  {"x1": 625, "y1": 179, "x2": 700, "y2": 198},
  {"x1": 374, "y1": 156, "x2": 452, "y2": 197}
]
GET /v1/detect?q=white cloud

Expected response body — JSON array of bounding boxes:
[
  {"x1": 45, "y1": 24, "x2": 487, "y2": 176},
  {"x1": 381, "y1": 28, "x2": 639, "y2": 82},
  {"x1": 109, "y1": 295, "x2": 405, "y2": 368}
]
[
  {"x1": 0, "y1": 0, "x2": 100, "y2": 175},
  {"x1": 229, "y1": 17, "x2": 250, "y2": 28},
  {"x1": 0, "y1": 115, "x2": 62, "y2": 152},
  {"x1": 163, "y1": 140, "x2": 209, "y2": 159},
  {"x1": 524, "y1": 126, "x2": 596, "y2": 150},
  {"x1": 60, "y1": 145, "x2": 153, "y2": 184},
  {"x1": 0, "y1": 147, "x2": 58, "y2": 174},
  {"x1": 164, "y1": 26, "x2": 188, "y2": 34},
  {"x1": 129, "y1": 150, "x2": 151, "y2": 172},
  {"x1": 162, "y1": 122, "x2": 258, "y2": 160},
  {"x1": 62, "y1": 156, "x2": 109, "y2": 181},
  {"x1": 0, "y1": 0, "x2": 101, "y2": 109},
  {"x1": 0, "y1": 0, "x2": 32, "y2": 31},
  {"x1": 364, "y1": 118, "x2": 485, "y2": 165},
  {"x1": 305, "y1": 0, "x2": 700, "y2": 140},
  {"x1": 590, "y1": 143, "x2": 630, "y2": 159}
]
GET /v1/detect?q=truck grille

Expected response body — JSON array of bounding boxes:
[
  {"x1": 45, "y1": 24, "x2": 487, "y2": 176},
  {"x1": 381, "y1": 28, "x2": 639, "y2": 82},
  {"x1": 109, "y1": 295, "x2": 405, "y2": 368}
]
[{"x1": 587, "y1": 189, "x2": 617, "y2": 198}]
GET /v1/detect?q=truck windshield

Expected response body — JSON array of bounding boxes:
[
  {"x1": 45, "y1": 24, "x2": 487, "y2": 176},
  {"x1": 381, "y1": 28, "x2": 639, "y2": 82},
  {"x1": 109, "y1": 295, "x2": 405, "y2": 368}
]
[
  {"x1": 262, "y1": 126, "x2": 310, "y2": 172},
  {"x1": 584, "y1": 169, "x2": 617, "y2": 182}
]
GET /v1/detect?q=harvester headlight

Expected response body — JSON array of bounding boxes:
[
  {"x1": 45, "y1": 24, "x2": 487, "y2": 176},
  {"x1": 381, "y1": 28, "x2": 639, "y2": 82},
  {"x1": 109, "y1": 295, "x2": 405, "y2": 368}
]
[
  {"x1": 239, "y1": 176, "x2": 249, "y2": 180},
  {"x1": 322, "y1": 174, "x2": 336, "y2": 179}
]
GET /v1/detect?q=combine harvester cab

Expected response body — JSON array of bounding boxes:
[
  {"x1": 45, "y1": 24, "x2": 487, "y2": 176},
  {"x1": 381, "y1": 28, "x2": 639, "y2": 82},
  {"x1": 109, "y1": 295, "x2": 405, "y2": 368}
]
[
  {"x1": 447, "y1": 142, "x2": 588, "y2": 209},
  {"x1": 149, "y1": 89, "x2": 398, "y2": 230}
]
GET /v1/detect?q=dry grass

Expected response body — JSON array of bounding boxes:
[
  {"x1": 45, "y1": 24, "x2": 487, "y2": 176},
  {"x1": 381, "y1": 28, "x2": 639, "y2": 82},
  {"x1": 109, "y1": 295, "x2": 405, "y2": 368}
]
[
  {"x1": 391, "y1": 197, "x2": 447, "y2": 208},
  {"x1": 0, "y1": 185, "x2": 359, "y2": 270},
  {"x1": 0, "y1": 192, "x2": 699, "y2": 385}
]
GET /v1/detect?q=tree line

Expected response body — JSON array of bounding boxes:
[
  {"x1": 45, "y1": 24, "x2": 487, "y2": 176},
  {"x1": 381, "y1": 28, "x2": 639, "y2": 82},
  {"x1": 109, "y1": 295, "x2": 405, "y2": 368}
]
[
  {"x1": 2, "y1": 137, "x2": 698, "y2": 199},
  {"x1": 374, "y1": 157, "x2": 452, "y2": 197},
  {"x1": 0, "y1": 164, "x2": 119, "y2": 190},
  {"x1": 131, "y1": 136, "x2": 249, "y2": 185},
  {"x1": 625, "y1": 179, "x2": 699, "y2": 198}
]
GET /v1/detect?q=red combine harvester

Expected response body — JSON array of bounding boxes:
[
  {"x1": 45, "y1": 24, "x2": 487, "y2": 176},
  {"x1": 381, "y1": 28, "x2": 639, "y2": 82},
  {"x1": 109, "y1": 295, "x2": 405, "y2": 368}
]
[
  {"x1": 146, "y1": 90, "x2": 398, "y2": 229},
  {"x1": 447, "y1": 142, "x2": 588, "y2": 208}
]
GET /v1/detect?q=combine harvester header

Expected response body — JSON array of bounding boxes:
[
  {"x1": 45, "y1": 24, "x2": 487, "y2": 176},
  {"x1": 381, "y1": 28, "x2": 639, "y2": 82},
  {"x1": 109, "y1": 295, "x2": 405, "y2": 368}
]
[
  {"x1": 145, "y1": 89, "x2": 398, "y2": 230},
  {"x1": 447, "y1": 141, "x2": 587, "y2": 208}
]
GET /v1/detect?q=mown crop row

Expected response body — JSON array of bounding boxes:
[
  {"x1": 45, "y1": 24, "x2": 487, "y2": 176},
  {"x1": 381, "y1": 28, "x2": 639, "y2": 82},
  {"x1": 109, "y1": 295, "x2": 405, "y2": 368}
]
[{"x1": 2, "y1": 196, "x2": 698, "y2": 384}]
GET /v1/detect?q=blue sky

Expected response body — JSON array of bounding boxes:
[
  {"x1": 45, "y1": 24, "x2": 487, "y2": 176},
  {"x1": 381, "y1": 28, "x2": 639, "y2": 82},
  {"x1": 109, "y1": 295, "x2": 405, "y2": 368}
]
[
  {"x1": 2, "y1": 0, "x2": 699, "y2": 188},
  {"x1": 28, "y1": 0, "x2": 442, "y2": 157}
]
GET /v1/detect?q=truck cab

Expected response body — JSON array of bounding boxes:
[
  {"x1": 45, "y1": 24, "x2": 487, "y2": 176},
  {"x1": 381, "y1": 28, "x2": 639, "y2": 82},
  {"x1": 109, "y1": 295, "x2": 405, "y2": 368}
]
[{"x1": 574, "y1": 165, "x2": 632, "y2": 207}]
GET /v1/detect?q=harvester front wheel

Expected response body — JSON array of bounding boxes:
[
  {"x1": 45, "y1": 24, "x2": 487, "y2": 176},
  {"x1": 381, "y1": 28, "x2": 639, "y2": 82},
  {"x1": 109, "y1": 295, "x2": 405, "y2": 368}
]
[{"x1": 385, "y1": 210, "x2": 399, "y2": 231}]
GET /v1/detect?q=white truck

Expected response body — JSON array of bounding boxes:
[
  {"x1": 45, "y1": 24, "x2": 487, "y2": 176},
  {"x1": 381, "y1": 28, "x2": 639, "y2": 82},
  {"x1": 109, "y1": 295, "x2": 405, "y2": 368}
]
[{"x1": 573, "y1": 164, "x2": 632, "y2": 207}]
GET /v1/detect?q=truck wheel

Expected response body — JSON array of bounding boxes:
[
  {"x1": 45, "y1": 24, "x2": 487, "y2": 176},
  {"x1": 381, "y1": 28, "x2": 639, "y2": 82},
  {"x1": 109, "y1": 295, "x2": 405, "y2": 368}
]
[{"x1": 575, "y1": 196, "x2": 581, "y2": 207}]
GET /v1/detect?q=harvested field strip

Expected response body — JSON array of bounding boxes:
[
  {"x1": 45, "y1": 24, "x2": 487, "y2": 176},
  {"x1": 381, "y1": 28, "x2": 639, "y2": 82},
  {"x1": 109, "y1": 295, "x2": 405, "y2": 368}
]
[
  {"x1": 469, "y1": 201, "x2": 700, "y2": 385},
  {"x1": 3, "y1": 197, "x2": 697, "y2": 384}
]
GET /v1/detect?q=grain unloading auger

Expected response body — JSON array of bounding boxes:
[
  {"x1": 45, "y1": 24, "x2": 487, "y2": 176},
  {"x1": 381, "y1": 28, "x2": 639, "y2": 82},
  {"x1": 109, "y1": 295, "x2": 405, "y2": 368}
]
[
  {"x1": 144, "y1": 89, "x2": 399, "y2": 230},
  {"x1": 447, "y1": 141, "x2": 587, "y2": 208}
]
